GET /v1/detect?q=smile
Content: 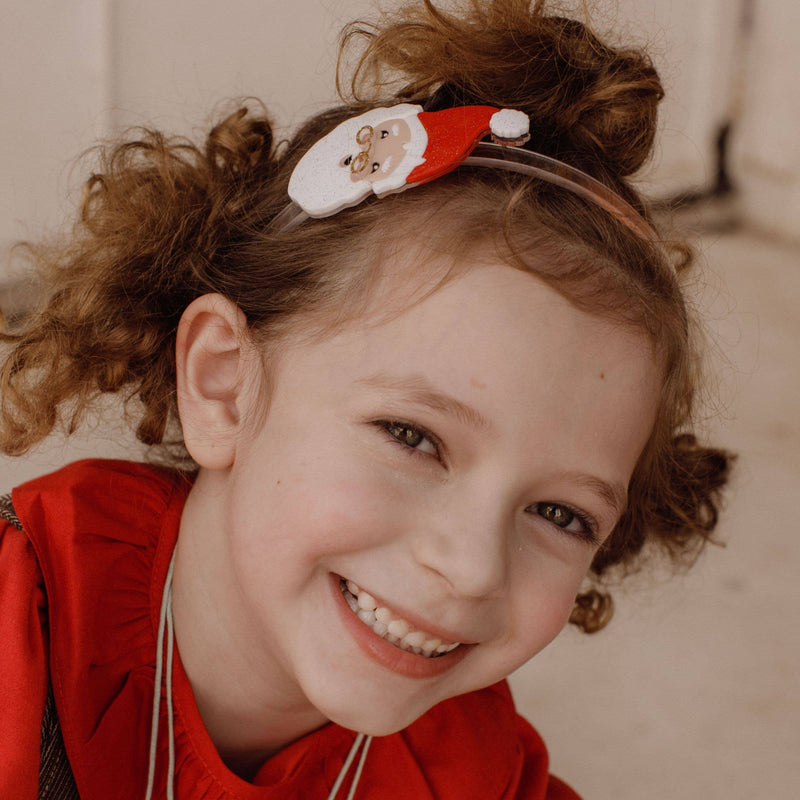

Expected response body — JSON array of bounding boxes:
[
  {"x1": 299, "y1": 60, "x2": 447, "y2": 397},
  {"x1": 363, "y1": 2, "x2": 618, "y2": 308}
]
[{"x1": 339, "y1": 578, "x2": 461, "y2": 658}]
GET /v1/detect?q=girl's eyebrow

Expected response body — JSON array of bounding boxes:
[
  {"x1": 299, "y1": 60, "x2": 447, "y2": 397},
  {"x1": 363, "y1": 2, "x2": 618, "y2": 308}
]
[
  {"x1": 355, "y1": 373, "x2": 493, "y2": 431},
  {"x1": 561, "y1": 472, "x2": 629, "y2": 518},
  {"x1": 357, "y1": 372, "x2": 627, "y2": 516}
]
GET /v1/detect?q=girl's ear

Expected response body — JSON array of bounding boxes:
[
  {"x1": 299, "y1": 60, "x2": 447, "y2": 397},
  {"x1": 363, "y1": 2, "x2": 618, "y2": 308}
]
[{"x1": 176, "y1": 293, "x2": 256, "y2": 469}]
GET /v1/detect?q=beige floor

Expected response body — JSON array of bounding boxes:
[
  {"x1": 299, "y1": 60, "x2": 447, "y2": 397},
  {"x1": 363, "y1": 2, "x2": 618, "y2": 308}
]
[{"x1": 2, "y1": 228, "x2": 798, "y2": 798}]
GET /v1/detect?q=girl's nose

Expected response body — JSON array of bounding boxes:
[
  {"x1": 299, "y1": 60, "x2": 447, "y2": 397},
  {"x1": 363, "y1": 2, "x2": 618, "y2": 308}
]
[{"x1": 410, "y1": 498, "x2": 510, "y2": 600}]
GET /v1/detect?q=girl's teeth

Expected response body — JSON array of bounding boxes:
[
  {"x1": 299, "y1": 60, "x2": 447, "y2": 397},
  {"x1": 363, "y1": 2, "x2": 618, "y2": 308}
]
[
  {"x1": 403, "y1": 631, "x2": 426, "y2": 648},
  {"x1": 344, "y1": 589, "x2": 359, "y2": 613},
  {"x1": 357, "y1": 591, "x2": 377, "y2": 611},
  {"x1": 375, "y1": 607, "x2": 393, "y2": 624},
  {"x1": 387, "y1": 619, "x2": 409, "y2": 639},
  {"x1": 421, "y1": 639, "x2": 441, "y2": 657},
  {"x1": 340, "y1": 579, "x2": 461, "y2": 658},
  {"x1": 357, "y1": 609, "x2": 375, "y2": 625}
]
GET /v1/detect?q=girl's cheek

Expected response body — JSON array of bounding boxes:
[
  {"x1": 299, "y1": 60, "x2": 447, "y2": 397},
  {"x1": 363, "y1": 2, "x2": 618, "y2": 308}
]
[
  {"x1": 268, "y1": 469, "x2": 415, "y2": 554},
  {"x1": 310, "y1": 487, "x2": 398, "y2": 550},
  {"x1": 507, "y1": 554, "x2": 591, "y2": 640}
]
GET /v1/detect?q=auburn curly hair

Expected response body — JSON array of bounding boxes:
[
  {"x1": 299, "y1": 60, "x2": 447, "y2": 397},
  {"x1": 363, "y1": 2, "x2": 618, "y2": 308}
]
[{"x1": 0, "y1": 0, "x2": 732, "y2": 632}]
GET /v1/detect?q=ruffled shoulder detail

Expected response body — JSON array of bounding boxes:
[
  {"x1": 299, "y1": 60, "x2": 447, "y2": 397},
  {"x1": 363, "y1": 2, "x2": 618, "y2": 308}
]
[
  {"x1": 0, "y1": 513, "x2": 49, "y2": 799},
  {"x1": 12, "y1": 459, "x2": 193, "y2": 798}
]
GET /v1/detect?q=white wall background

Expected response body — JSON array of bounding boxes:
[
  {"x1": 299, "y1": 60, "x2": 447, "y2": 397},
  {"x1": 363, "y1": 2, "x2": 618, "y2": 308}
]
[
  {"x1": 733, "y1": 0, "x2": 800, "y2": 237},
  {"x1": 0, "y1": 0, "x2": 111, "y2": 261},
  {"x1": 1, "y1": 0, "x2": 372, "y2": 274}
]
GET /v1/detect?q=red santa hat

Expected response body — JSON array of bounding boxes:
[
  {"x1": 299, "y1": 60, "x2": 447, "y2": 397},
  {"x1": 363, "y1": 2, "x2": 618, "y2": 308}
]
[{"x1": 406, "y1": 106, "x2": 529, "y2": 185}]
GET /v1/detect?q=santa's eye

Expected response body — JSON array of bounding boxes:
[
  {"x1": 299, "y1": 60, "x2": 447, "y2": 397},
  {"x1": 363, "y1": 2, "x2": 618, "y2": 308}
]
[
  {"x1": 343, "y1": 154, "x2": 353, "y2": 166},
  {"x1": 380, "y1": 129, "x2": 389, "y2": 139},
  {"x1": 371, "y1": 162, "x2": 380, "y2": 173},
  {"x1": 355, "y1": 125, "x2": 373, "y2": 146},
  {"x1": 350, "y1": 151, "x2": 370, "y2": 173}
]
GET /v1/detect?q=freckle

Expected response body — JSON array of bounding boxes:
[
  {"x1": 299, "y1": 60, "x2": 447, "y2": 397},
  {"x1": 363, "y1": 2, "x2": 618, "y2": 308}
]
[
  {"x1": 599, "y1": 372, "x2": 605, "y2": 380},
  {"x1": 470, "y1": 377, "x2": 487, "y2": 389},
  {"x1": 276, "y1": 480, "x2": 281, "y2": 485}
]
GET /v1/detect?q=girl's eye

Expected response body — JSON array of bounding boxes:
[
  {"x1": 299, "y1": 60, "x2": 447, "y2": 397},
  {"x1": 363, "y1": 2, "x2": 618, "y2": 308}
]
[
  {"x1": 371, "y1": 161, "x2": 380, "y2": 173},
  {"x1": 380, "y1": 129, "x2": 389, "y2": 138},
  {"x1": 380, "y1": 421, "x2": 439, "y2": 457},
  {"x1": 531, "y1": 502, "x2": 601, "y2": 546},
  {"x1": 539, "y1": 503, "x2": 577, "y2": 529}
]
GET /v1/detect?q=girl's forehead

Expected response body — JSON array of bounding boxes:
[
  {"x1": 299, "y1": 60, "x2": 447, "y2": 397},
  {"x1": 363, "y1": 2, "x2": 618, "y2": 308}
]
[
  {"x1": 347, "y1": 235, "x2": 530, "y2": 328},
  {"x1": 284, "y1": 257, "x2": 660, "y2": 417},
  {"x1": 368, "y1": 261, "x2": 648, "y2": 364},
  {"x1": 346, "y1": 249, "x2": 635, "y2": 349}
]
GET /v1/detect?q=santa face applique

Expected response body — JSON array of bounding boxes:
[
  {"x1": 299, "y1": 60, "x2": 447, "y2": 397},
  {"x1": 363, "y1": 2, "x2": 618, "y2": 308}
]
[
  {"x1": 289, "y1": 103, "x2": 427, "y2": 217},
  {"x1": 289, "y1": 104, "x2": 529, "y2": 218},
  {"x1": 343, "y1": 118, "x2": 413, "y2": 184}
]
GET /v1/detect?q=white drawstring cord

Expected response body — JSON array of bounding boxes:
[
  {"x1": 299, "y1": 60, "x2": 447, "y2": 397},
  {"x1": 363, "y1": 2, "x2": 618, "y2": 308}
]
[
  {"x1": 326, "y1": 732, "x2": 373, "y2": 800},
  {"x1": 145, "y1": 549, "x2": 371, "y2": 800},
  {"x1": 164, "y1": 565, "x2": 176, "y2": 800},
  {"x1": 145, "y1": 550, "x2": 177, "y2": 800},
  {"x1": 345, "y1": 734, "x2": 372, "y2": 800}
]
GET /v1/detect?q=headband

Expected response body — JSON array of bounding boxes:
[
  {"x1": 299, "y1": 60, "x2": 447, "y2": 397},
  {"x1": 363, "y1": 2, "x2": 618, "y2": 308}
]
[{"x1": 273, "y1": 103, "x2": 657, "y2": 242}]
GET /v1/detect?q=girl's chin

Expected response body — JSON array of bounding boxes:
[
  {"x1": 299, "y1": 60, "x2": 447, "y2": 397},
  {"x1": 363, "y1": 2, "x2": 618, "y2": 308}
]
[{"x1": 306, "y1": 686, "x2": 439, "y2": 738}]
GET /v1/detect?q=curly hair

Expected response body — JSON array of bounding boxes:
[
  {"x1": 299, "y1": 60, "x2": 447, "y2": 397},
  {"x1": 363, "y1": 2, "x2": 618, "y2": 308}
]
[{"x1": 0, "y1": 0, "x2": 732, "y2": 632}]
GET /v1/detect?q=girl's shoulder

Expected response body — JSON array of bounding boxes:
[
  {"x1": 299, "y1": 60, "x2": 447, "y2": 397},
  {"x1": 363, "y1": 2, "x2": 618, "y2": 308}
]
[
  {"x1": 12, "y1": 457, "x2": 186, "y2": 511},
  {"x1": 5, "y1": 459, "x2": 192, "y2": 798},
  {"x1": 11, "y1": 458, "x2": 191, "y2": 570},
  {"x1": 0, "y1": 492, "x2": 49, "y2": 798},
  {"x1": 8, "y1": 459, "x2": 191, "y2": 653}
]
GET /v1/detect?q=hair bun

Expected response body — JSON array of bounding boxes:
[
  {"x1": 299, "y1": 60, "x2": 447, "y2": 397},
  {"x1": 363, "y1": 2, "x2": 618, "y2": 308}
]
[{"x1": 342, "y1": 0, "x2": 664, "y2": 177}]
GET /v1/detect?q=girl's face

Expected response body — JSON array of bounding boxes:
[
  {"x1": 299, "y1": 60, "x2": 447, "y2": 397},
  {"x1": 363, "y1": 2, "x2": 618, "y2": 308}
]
[{"x1": 221, "y1": 257, "x2": 660, "y2": 736}]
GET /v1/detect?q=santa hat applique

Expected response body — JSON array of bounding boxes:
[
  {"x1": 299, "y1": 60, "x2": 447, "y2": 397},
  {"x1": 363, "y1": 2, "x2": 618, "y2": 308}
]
[{"x1": 288, "y1": 104, "x2": 530, "y2": 218}]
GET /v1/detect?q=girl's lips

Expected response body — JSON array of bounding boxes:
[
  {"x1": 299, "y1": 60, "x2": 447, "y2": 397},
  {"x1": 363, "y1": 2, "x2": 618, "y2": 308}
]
[
  {"x1": 329, "y1": 574, "x2": 474, "y2": 679},
  {"x1": 341, "y1": 576, "x2": 475, "y2": 646},
  {"x1": 340, "y1": 578, "x2": 460, "y2": 656}
]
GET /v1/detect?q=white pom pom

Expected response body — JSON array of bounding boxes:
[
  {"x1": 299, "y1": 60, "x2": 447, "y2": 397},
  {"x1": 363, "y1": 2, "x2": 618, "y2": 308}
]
[{"x1": 490, "y1": 109, "x2": 530, "y2": 140}]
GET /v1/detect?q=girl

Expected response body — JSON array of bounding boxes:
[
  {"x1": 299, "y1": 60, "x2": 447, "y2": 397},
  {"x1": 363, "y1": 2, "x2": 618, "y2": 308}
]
[{"x1": 0, "y1": 1, "x2": 731, "y2": 798}]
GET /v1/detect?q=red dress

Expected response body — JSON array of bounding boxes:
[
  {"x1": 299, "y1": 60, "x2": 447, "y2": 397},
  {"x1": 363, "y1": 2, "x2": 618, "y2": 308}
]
[{"x1": 0, "y1": 460, "x2": 580, "y2": 799}]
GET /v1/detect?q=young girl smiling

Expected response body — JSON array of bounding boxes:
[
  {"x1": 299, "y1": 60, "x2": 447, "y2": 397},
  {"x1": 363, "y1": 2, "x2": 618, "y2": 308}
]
[{"x1": 0, "y1": 1, "x2": 730, "y2": 797}]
